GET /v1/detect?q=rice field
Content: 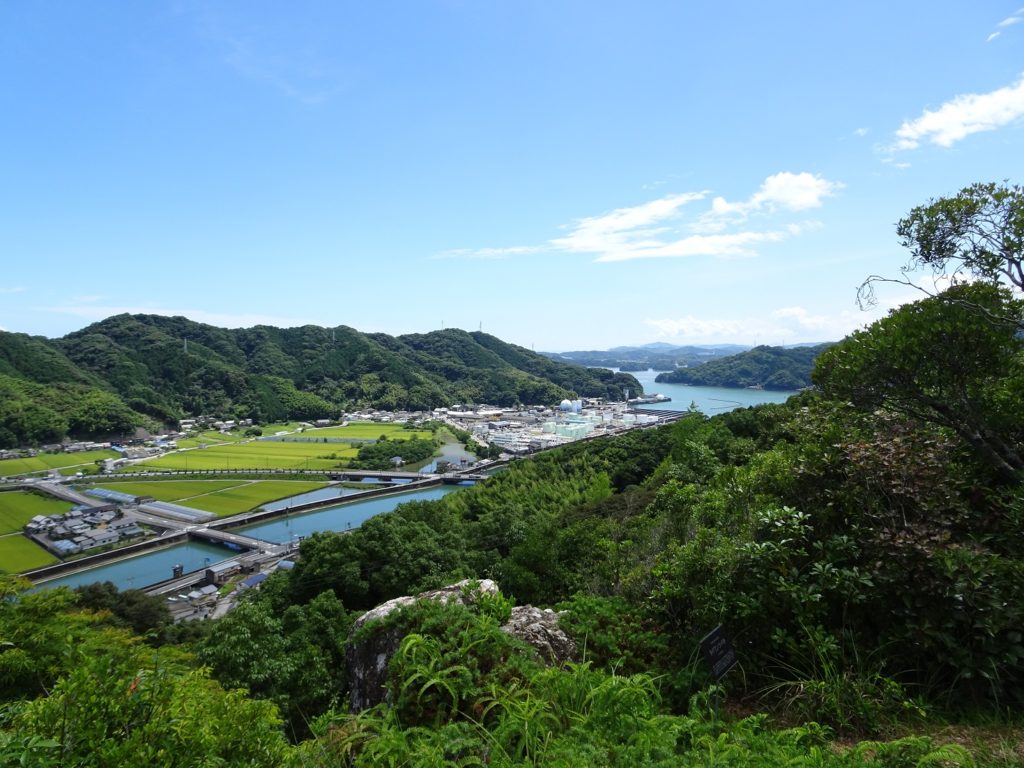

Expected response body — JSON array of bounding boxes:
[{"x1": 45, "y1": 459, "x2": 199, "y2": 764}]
[
  {"x1": 85, "y1": 479, "x2": 331, "y2": 517},
  {"x1": 0, "y1": 491, "x2": 74, "y2": 534},
  {"x1": 304, "y1": 422, "x2": 432, "y2": 440},
  {"x1": 181, "y1": 480, "x2": 329, "y2": 516},
  {"x1": 0, "y1": 533, "x2": 58, "y2": 573},
  {"x1": 140, "y1": 440, "x2": 360, "y2": 472},
  {"x1": 0, "y1": 450, "x2": 119, "y2": 478},
  {"x1": 175, "y1": 430, "x2": 248, "y2": 449},
  {"x1": 87, "y1": 480, "x2": 249, "y2": 502}
]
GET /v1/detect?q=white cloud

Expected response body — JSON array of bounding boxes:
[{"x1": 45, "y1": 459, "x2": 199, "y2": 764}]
[
  {"x1": 433, "y1": 245, "x2": 543, "y2": 260},
  {"x1": 592, "y1": 230, "x2": 784, "y2": 263},
  {"x1": 646, "y1": 306, "x2": 875, "y2": 344},
  {"x1": 695, "y1": 172, "x2": 842, "y2": 232},
  {"x1": 986, "y1": 8, "x2": 1024, "y2": 41},
  {"x1": 892, "y1": 74, "x2": 1024, "y2": 150},
  {"x1": 551, "y1": 192, "x2": 708, "y2": 254},
  {"x1": 439, "y1": 172, "x2": 840, "y2": 264},
  {"x1": 43, "y1": 304, "x2": 313, "y2": 329},
  {"x1": 771, "y1": 306, "x2": 833, "y2": 330},
  {"x1": 0, "y1": 286, "x2": 26, "y2": 295},
  {"x1": 854, "y1": 127, "x2": 869, "y2": 137},
  {"x1": 645, "y1": 316, "x2": 745, "y2": 339}
]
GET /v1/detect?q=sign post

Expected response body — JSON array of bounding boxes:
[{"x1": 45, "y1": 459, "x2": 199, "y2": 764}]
[{"x1": 700, "y1": 624, "x2": 737, "y2": 682}]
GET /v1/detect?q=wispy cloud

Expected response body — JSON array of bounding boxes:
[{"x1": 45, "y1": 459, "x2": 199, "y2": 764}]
[
  {"x1": 987, "y1": 7, "x2": 1024, "y2": 41},
  {"x1": 0, "y1": 286, "x2": 26, "y2": 295},
  {"x1": 694, "y1": 172, "x2": 841, "y2": 233},
  {"x1": 439, "y1": 173, "x2": 840, "y2": 264},
  {"x1": 43, "y1": 304, "x2": 313, "y2": 329},
  {"x1": 645, "y1": 305, "x2": 875, "y2": 344},
  {"x1": 433, "y1": 246, "x2": 544, "y2": 260},
  {"x1": 890, "y1": 74, "x2": 1024, "y2": 150},
  {"x1": 196, "y1": 11, "x2": 349, "y2": 105}
]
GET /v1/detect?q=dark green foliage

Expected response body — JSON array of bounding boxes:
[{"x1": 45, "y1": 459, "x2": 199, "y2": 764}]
[
  {"x1": 815, "y1": 283, "x2": 1024, "y2": 481},
  {"x1": 73, "y1": 581, "x2": 172, "y2": 640},
  {"x1": 196, "y1": 589, "x2": 352, "y2": 740},
  {"x1": 0, "y1": 374, "x2": 144, "y2": 447},
  {"x1": 349, "y1": 437, "x2": 437, "y2": 469},
  {"x1": 656, "y1": 343, "x2": 831, "y2": 389}
]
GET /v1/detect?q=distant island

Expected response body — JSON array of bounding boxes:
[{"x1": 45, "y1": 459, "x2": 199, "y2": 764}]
[
  {"x1": 655, "y1": 343, "x2": 834, "y2": 390},
  {"x1": 543, "y1": 342, "x2": 751, "y2": 371}
]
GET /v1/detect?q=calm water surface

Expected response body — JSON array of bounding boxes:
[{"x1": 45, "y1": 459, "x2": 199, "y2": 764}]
[
  {"x1": 620, "y1": 369, "x2": 796, "y2": 413},
  {"x1": 38, "y1": 485, "x2": 459, "y2": 591}
]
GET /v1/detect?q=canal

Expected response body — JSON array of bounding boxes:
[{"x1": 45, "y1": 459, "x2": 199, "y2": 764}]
[{"x1": 37, "y1": 485, "x2": 460, "y2": 591}]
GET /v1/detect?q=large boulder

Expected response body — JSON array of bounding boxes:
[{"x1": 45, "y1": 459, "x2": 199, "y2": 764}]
[{"x1": 346, "y1": 579, "x2": 577, "y2": 712}]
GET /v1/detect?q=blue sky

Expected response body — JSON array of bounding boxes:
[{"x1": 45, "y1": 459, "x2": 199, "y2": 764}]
[{"x1": 1, "y1": 2, "x2": 1022, "y2": 351}]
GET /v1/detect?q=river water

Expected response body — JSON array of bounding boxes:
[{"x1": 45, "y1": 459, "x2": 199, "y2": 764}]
[
  {"x1": 38, "y1": 485, "x2": 458, "y2": 592},
  {"x1": 620, "y1": 369, "x2": 796, "y2": 413}
]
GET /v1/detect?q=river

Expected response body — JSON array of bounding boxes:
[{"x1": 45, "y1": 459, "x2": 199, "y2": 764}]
[
  {"x1": 37, "y1": 485, "x2": 458, "y2": 592},
  {"x1": 620, "y1": 369, "x2": 796, "y2": 413}
]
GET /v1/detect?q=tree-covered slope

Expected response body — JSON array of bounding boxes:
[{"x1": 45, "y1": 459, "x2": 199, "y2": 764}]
[
  {"x1": 656, "y1": 343, "x2": 832, "y2": 390},
  {"x1": 0, "y1": 315, "x2": 642, "y2": 446}
]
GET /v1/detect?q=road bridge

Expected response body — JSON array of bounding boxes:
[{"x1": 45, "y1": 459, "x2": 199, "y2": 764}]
[
  {"x1": 188, "y1": 527, "x2": 275, "y2": 552},
  {"x1": 32, "y1": 482, "x2": 98, "y2": 506}
]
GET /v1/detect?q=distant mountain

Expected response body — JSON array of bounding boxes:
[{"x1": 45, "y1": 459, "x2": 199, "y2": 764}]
[
  {"x1": 543, "y1": 343, "x2": 751, "y2": 372},
  {"x1": 655, "y1": 343, "x2": 835, "y2": 390},
  {"x1": 0, "y1": 316, "x2": 641, "y2": 448}
]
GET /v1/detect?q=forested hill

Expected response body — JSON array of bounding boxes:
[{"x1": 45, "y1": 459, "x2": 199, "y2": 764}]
[
  {"x1": 655, "y1": 343, "x2": 833, "y2": 390},
  {"x1": 544, "y1": 342, "x2": 750, "y2": 371},
  {"x1": 0, "y1": 315, "x2": 640, "y2": 446}
]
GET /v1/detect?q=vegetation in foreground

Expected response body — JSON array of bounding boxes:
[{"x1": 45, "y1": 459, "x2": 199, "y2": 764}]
[{"x1": 2, "y1": 183, "x2": 1023, "y2": 764}]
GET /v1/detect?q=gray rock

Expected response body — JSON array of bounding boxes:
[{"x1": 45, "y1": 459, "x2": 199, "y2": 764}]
[
  {"x1": 502, "y1": 605, "x2": 577, "y2": 665},
  {"x1": 346, "y1": 579, "x2": 577, "y2": 712}
]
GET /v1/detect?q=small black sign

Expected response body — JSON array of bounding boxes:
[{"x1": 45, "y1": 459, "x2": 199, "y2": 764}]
[{"x1": 700, "y1": 624, "x2": 737, "y2": 681}]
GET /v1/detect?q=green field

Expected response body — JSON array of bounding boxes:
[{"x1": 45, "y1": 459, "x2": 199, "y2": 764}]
[
  {"x1": 175, "y1": 430, "x2": 248, "y2": 449},
  {"x1": 0, "y1": 491, "x2": 74, "y2": 534},
  {"x1": 0, "y1": 450, "x2": 119, "y2": 478},
  {"x1": 304, "y1": 422, "x2": 431, "y2": 440},
  {"x1": 86, "y1": 480, "x2": 249, "y2": 502},
  {"x1": 85, "y1": 479, "x2": 331, "y2": 517},
  {"x1": 0, "y1": 533, "x2": 58, "y2": 573},
  {"x1": 181, "y1": 480, "x2": 329, "y2": 516},
  {"x1": 140, "y1": 440, "x2": 361, "y2": 472}
]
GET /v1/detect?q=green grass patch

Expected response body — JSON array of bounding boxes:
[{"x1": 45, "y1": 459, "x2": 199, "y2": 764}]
[
  {"x1": 259, "y1": 422, "x2": 306, "y2": 434},
  {"x1": 0, "y1": 491, "x2": 73, "y2": 534},
  {"x1": 0, "y1": 533, "x2": 58, "y2": 573},
  {"x1": 176, "y1": 430, "x2": 248, "y2": 449},
  {"x1": 179, "y1": 480, "x2": 329, "y2": 516},
  {"x1": 0, "y1": 450, "x2": 119, "y2": 477},
  {"x1": 142, "y1": 440, "x2": 360, "y2": 472},
  {"x1": 85, "y1": 480, "x2": 249, "y2": 502},
  {"x1": 304, "y1": 422, "x2": 432, "y2": 441}
]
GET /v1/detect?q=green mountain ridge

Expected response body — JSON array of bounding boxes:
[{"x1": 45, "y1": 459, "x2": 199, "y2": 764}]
[
  {"x1": 0, "y1": 314, "x2": 640, "y2": 448},
  {"x1": 656, "y1": 343, "x2": 834, "y2": 390}
]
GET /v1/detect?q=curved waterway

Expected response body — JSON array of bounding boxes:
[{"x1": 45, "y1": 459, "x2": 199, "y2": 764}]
[
  {"x1": 37, "y1": 485, "x2": 458, "y2": 592},
  {"x1": 238, "y1": 485, "x2": 455, "y2": 544},
  {"x1": 619, "y1": 369, "x2": 796, "y2": 412}
]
